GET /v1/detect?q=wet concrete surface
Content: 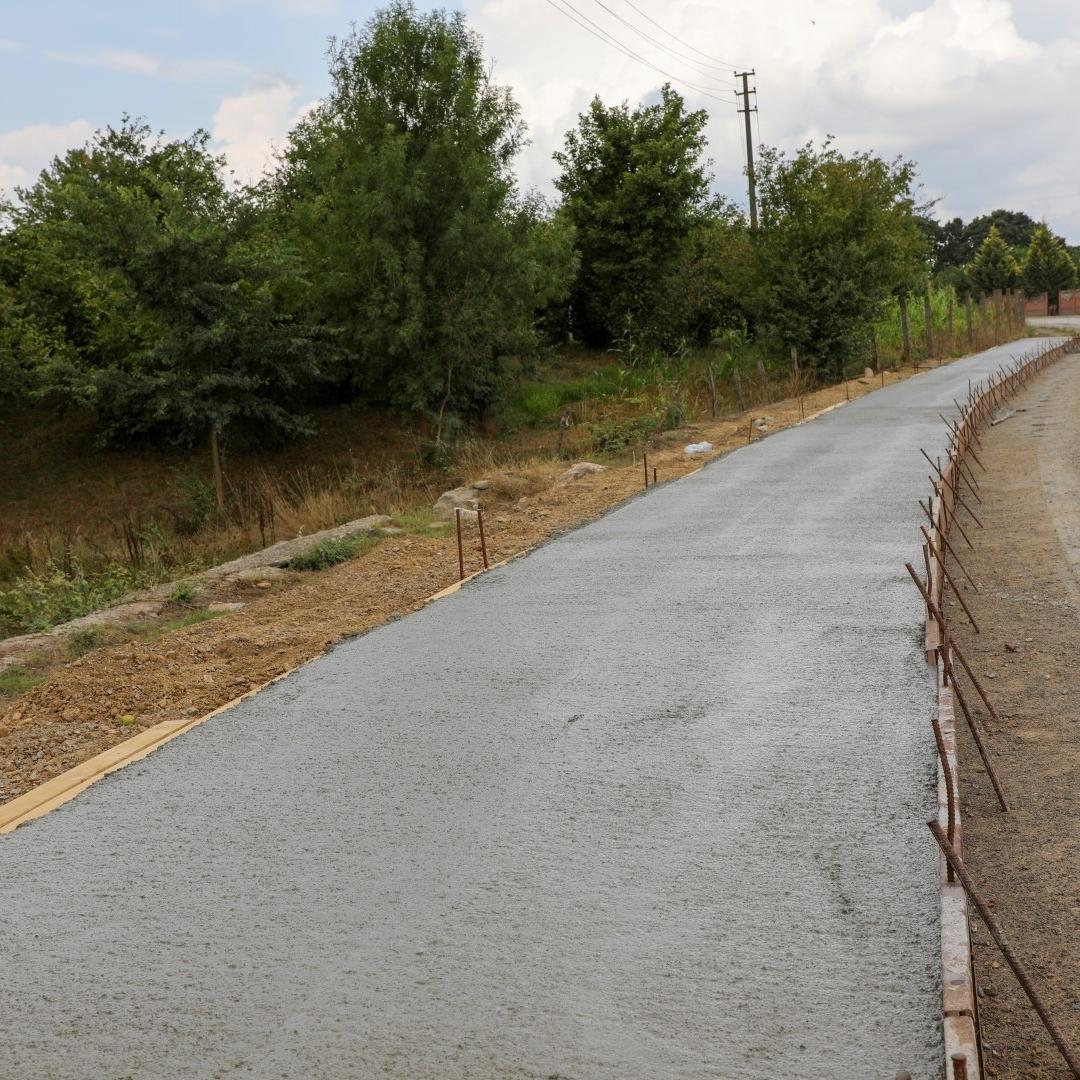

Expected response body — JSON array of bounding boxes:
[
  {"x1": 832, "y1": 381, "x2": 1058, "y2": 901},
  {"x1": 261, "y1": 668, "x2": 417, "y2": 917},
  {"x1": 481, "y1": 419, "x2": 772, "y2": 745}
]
[{"x1": 1, "y1": 342, "x2": 1061, "y2": 1080}]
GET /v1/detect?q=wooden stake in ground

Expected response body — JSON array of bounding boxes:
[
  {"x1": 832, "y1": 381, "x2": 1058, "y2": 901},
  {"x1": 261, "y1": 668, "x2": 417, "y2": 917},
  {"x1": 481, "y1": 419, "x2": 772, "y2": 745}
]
[
  {"x1": 210, "y1": 425, "x2": 225, "y2": 512},
  {"x1": 928, "y1": 820, "x2": 1080, "y2": 1078}
]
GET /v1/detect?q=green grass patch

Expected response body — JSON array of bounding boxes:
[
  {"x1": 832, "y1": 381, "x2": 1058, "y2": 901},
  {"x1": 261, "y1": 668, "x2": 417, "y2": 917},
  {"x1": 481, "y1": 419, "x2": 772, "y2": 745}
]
[
  {"x1": 0, "y1": 666, "x2": 45, "y2": 697},
  {"x1": 126, "y1": 608, "x2": 225, "y2": 642},
  {"x1": 288, "y1": 535, "x2": 374, "y2": 572},
  {"x1": 501, "y1": 365, "x2": 642, "y2": 429}
]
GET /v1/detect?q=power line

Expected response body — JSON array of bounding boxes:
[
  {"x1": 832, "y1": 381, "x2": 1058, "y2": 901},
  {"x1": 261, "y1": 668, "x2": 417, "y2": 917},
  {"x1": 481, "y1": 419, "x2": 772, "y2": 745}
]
[
  {"x1": 590, "y1": 0, "x2": 732, "y2": 78},
  {"x1": 620, "y1": 0, "x2": 746, "y2": 71},
  {"x1": 542, "y1": 0, "x2": 737, "y2": 102}
]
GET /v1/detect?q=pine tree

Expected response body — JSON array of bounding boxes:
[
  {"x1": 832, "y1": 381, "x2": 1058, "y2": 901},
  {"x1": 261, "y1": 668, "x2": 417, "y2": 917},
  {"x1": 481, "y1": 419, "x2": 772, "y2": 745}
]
[
  {"x1": 966, "y1": 225, "x2": 1020, "y2": 294},
  {"x1": 1020, "y1": 223, "x2": 1076, "y2": 301}
]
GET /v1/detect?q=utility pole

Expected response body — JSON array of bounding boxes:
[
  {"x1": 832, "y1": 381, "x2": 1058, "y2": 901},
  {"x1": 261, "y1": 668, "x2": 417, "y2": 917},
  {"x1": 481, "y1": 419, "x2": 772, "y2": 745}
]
[{"x1": 735, "y1": 70, "x2": 758, "y2": 229}]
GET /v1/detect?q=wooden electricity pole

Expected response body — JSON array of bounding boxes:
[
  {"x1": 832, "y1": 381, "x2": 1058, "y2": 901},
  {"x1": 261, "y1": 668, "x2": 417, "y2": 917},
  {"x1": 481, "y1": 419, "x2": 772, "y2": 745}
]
[{"x1": 735, "y1": 71, "x2": 758, "y2": 230}]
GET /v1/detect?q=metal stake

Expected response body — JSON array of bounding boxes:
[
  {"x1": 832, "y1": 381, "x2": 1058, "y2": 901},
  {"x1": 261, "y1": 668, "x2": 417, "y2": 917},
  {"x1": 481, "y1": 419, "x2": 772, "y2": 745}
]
[
  {"x1": 477, "y1": 507, "x2": 489, "y2": 570},
  {"x1": 928, "y1": 819, "x2": 1080, "y2": 1078},
  {"x1": 455, "y1": 507, "x2": 465, "y2": 581}
]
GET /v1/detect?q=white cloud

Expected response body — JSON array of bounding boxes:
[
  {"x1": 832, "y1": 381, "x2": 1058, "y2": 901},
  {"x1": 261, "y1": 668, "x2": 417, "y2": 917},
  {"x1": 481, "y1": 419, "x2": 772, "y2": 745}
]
[
  {"x1": 48, "y1": 48, "x2": 250, "y2": 81},
  {"x1": 0, "y1": 39, "x2": 22, "y2": 53},
  {"x1": 465, "y1": 0, "x2": 1080, "y2": 236},
  {"x1": 212, "y1": 79, "x2": 318, "y2": 184},
  {"x1": 0, "y1": 119, "x2": 95, "y2": 197}
]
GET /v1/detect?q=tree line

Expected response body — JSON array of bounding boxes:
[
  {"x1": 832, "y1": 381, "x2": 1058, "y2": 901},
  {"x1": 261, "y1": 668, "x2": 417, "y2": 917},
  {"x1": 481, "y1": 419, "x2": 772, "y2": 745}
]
[{"x1": 0, "y1": 0, "x2": 1070, "y2": 459}]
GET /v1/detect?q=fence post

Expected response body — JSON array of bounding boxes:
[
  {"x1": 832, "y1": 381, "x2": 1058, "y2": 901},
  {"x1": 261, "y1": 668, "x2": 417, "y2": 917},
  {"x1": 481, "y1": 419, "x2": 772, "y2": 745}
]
[
  {"x1": 924, "y1": 284, "x2": 935, "y2": 360},
  {"x1": 899, "y1": 292, "x2": 912, "y2": 364},
  {"x1": 965, "y1": 295, "x2": 975, "y2": 349}
]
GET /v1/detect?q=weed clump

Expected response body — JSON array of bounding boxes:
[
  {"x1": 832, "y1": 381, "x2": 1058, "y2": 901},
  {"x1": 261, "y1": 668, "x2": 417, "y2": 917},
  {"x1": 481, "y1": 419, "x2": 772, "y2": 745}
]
[
  {"x1": 68, "y1": 627, "x2": 102, "y2": 657},
  {"x1": 289, "y1": 536, "x2": 371, "y2": 572}
]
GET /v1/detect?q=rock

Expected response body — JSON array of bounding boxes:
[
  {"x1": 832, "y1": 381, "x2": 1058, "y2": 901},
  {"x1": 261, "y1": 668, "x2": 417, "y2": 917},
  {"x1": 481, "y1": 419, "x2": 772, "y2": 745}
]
[
  {"x1": 684, "y1": 441, "x2": 714, "y2": 455},
  {"x1": 864, "y1": 367, "x2": 875, "y2": 380},
  {"x1": 1004, "y1": 642, "x2": 1018, "y2": 653},
  {"x1": 563, "y1": 462, "x2": 606, "y2": 481},
  {"x1": 207, "y1": 602, "x2": 245, "y2": 613},
  {"x1": 377, "y1": 526, "x2": 405, "y2": 535},
  {"x1": 233, "y1": 566, "x2": 289, "y2": 584},
  {"x1": 61, "y1": 707, "x2": 81, "y2": 723},
  {"x1": 256, "y1": 581, "x2": 273, "y2": 590},
  {"x1": 753, "y1": 418, "x2": 771, "y2": 432},
  {"x1": 471, "y1": 479, "x2": 493, "y2": 491},
  {"x1": 206, "y1": 515, "x2": 392, "y2": 578},
  {"x1": 433, "y1": 486, "x2": 481, "y2": 519}
]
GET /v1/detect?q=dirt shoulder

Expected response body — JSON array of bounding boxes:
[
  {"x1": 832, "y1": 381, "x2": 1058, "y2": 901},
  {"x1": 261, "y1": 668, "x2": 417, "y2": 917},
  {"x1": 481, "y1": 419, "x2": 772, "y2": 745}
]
[
  {"x1": 0, "y1": 355, "x2": 1017, "y2": 806},
  {"x1": 947, "y1": 356, "x2": 1080, "y2": 1078}
]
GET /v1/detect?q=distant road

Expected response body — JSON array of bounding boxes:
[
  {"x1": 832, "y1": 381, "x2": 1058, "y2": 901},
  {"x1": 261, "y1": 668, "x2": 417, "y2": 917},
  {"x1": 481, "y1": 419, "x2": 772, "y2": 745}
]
[{"x1": 1, "y1": 340, "x2": 1062, "y2": 1079}]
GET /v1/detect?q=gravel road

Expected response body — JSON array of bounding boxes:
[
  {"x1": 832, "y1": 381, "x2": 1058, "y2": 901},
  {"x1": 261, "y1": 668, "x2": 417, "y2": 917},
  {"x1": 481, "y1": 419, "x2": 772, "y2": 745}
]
[{"x1": 1, "y1": 341, "x2": 1062, "y2": 1080}]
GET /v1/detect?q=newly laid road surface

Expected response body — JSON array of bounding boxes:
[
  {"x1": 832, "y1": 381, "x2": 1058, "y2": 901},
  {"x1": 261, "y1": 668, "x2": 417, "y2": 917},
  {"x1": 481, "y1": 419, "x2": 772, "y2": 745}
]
[{"x1": 2, "y1": 341, "x2": 1062, "y2": 1080}]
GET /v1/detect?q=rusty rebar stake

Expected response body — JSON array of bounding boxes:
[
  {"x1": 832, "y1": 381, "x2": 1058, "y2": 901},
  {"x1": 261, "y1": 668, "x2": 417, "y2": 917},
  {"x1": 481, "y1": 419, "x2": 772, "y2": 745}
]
[
  {"x1": 949, "y1": 639, "x2": 1001, "y2": 724},
  {"x1": 929, "y1": 477, "x2": 976, "y2": 550},
  {"x1": 643, "y1": 453, "x2": 649, "y2": 489},
  {"x1": 455, "y1": 507, "x2": 465, "y2": 581},
  {"x1": 928, "y1": 819, "x2": 1080, "y2": 1078},
  {"x1": 477, "y1": 507, "x2": 489, "y2": 570},
  {"x1": 930, "y1": 712, "x2": 958, "y2": 880},
  {"x1": 944, "y1": 650, "x2": 1009, "y2": 811},
  {"x1": 906, "y1": 562, "x2": 950, "y2": 670},
  {"x1": 921, "y1": 526, "x2": 980, "y2": 633},
  {"x1": 918, "y1": 501, "x2": 978, "y2": 590}
]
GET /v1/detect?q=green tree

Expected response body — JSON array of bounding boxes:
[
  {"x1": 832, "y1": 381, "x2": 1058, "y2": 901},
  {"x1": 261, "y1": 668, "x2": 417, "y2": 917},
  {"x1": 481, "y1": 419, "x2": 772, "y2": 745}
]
[
  {"x1": 275, "y1": 1, "x2": 573, "y2": 438},
  {"x1": 966, "y1": 225, "x2": 1020, "y2": 295},
  {"x1": 554, "y1": 85, "x2": 712, "y2": 348},
  {"x1": 5, "y1": 119, "x2": 319, "y2": 471},
  {"x1": 1020, "y1": 223, "x2": 1076, "y2": 301},
  {"x1": 965, "y1": 209, "x2": 1039, "y2": 252},
  {"x1": 750, "y1": 141, "x2": 928, "y2": 379}
]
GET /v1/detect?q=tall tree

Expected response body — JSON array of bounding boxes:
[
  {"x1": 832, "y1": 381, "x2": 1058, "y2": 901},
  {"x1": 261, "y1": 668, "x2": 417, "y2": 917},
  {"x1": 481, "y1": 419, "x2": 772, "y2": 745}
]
[
  {"x1": 5, "y1": 119, "x2": 319, "y2": 464},
  {"x1": 965, "y1": 209, "x2": 1039, "y2": 252},
  {"x1": 275, "y1": 2, "x2": 574, "y2": 436},
  {"x1": 554, "y1": 85, "x2": 712, "y2": 348},
  {"x1": 750, "y1": 141, "x2": 928, "y2": 379},
  {"x1": 1020, "y1": 223, "x2": 1076, "y2": 302},
  {"x1": 966, "y1": 225, "x2": 1020, "y2": 294}
]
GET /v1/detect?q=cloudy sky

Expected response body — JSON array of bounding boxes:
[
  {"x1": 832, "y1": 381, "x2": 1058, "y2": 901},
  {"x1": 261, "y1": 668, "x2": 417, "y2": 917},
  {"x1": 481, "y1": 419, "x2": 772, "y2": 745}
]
[{"x1": 2, "y1": 1, "x2": 1078, "y2": 234}]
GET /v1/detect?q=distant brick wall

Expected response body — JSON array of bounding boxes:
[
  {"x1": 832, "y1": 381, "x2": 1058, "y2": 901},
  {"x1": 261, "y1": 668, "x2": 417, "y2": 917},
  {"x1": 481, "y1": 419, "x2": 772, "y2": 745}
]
[{"x1": 1025, "y1": 290, "x2": 1080, "y2": 316}]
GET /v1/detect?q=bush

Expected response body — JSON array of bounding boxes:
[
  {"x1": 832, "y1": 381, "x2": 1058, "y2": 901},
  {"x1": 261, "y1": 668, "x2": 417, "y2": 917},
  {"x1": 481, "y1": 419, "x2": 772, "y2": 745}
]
[
  {"x1": 288, "y1": 536, "x2": 369, "y2": 572},
  {"x1": 169, "y1": 580, "x2": 196, "y2": 604},
  {"x1": 0, "y1": 560, "x2": 148, "y2": 636},
  {"x1": 68, "y1": 627, "x2": 102, "y2": 657}
]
